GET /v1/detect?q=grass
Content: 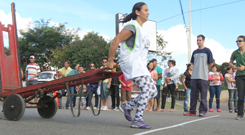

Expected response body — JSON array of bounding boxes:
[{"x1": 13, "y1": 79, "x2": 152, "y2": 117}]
[
  {"x1": 164, "y1": 101, "x2": 184, "y2": 111},
  {"x1": 151, "y1": 100, "x2": 184, "y2": 111}
]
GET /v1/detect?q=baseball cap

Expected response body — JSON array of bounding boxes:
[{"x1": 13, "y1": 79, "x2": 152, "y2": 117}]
[{"x1": 29, "y1": 55, "x2": 35, "y2": 59}]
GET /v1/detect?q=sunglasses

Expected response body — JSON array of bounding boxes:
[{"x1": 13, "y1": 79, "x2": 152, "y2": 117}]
[
  {"x1": 90, "y1": 65, "x2": 95, "y2": 67},
  {"x1": 102, "y1": 61, "x2": 107, "y2": 63},
  {"x1": 236, "y1": 40, "x2": 244, "y2": 43}
]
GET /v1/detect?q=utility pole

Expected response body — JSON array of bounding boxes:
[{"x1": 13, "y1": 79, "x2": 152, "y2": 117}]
[{"x1": 188, "y1": 0, "x2": 191, "y2": 63}]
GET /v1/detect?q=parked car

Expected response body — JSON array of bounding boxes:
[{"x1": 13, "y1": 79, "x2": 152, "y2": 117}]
[
  {"x1": 38, "y1": 71, "x2": 57, "y2": 84},
  {"x1": 38, "y1": 71, "x2": 67, "y2": 96}
]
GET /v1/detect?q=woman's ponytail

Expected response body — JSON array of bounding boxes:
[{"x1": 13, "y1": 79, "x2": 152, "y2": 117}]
[{"x1": 120, "y1": 2, "x2": 146, "y2": 23}]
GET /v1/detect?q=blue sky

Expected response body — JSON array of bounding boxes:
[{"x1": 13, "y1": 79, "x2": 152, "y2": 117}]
[{"x1": 1, "y1": 0, "x2": 245, "y2": 73}]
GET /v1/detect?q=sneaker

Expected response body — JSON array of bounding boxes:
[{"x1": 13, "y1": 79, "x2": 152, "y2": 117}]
[
  {"x1": 103, "y1": 106, "x2": 109, "y2": 111},
  {"x1": 101, "y1": 106, "x2": 104, "y2": 110},
  {"x1": 236, "y1": 116, "x2": 243, "y2": 120},
  {"x1": 93, "y1": 107, "x2": 97, "y2": 110},
  {"x1": 199, "y1": 113, "x2": 205, "y2": 117},
  {"x1": 86, "y1": 106, "x2": 91, "y2": 110},
  {"x1": 217, "y1": 109, "x2": 222, "y2": 112},
  {"x1": 130, "y1": 119, "x2": 151, "y2": 129},
  {"x1": 119, "y1": 104, "x2": 132, "y2": 121},
  {"x1": 84, "y1": 106, "x2": 87, "y2": 110},
  {"x1": 209, "y1": 108, "x2": 214, "y2": 112},
  {"x1": 183, "y1": 112, "x2": 196, "y2": 116},
  {"x1": 113, "y1": 107, "x2": 120, "y2": 111}
]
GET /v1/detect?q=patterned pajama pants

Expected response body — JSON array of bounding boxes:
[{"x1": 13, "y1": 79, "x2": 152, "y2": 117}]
[{"x1": 125, "y1": 75, "x2": 158, "y2": 121}]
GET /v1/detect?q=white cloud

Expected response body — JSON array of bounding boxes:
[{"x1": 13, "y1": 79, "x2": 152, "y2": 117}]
[
  {"x1": 98, "y1": 34, "x2": 111, "y2": 42},
  {"x1": 0, "y1": 10, "x2": 32, "y2": 47},
  {"x1": 157, "y1": 24, "x2": 233, "y2": 65},
  {"x1": 78, "y1": 29, "x2": 111, "y2": 42},
  {"x1": 78, "y1": 29, "x2": 92, "y2": 39},
  {"x1": 0, "y1": 10, "x2": 32, "y2": 34}
]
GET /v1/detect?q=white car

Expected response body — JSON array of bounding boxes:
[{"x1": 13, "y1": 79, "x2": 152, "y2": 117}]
[{"x1": 38, "y1": 71, "x2": 57, "y2": 83}]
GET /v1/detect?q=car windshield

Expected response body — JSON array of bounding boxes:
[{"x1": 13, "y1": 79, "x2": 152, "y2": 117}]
[{"x1": 38, "y1": 73, "x2": 53, "y2": 79}]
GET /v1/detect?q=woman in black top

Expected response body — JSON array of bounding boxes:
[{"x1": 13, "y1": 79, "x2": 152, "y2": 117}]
[{"x1": 181, "y1": 64, "x2": 193, "y2": 112}]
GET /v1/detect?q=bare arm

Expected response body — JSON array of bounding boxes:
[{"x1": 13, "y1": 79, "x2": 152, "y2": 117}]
[
  {"x1": 21, "y1": 70, "x2": 23, "y2": 78},
  {"x1": 181, "y1": 75, "x2": 187, "y2": 89},
  {"x1": 208, "y1": 63, "x2": 213, "y2": 70},
  {"x1": 153, "y1": 73, "x2": 158, "y2": 81},
  {"x1": 129, "y1": 81, "x2": 134, "y2": 85},
  {"x1": 106, "y1": 78, "x2": 112, "y2": 89},
  {"x1": 225, "y1": 76, "x2": 236, "y2": 83},
  {"x1": 36, "y1": 72, "x2": 41, "y2": 77},
  {"x1": 119, "y1": 79, "x2": 126, "y2": 86},
  {"x1": 107, "y1": 29, "x2": 133, "y2": 68},
  {"x1": 61, "y1": 73, "x2": 66, "y2": 78},
  {"x1": 229, "y1": 60, "x2": 235, "y2": 68},
  {"x1": 25, "y1": 72, "x2": 28, "y2": 81},
  {"x1": 158, "y1": 73, "x2": 162, "y2": 79},
  {"x1": 108, "y1": 78, "x2": 112, "y2": 85}
]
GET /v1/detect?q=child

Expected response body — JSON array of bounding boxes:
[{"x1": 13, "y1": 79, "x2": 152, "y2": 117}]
[
  {"x1": 76, "y1": 85, "x2": 87, "y2": 109},
  {"x1": 164, "y1": 72, "x2": 178, "y2": 90},
  {"x1": 118, "y1": 74, "x2": 133, "y2": 104}
]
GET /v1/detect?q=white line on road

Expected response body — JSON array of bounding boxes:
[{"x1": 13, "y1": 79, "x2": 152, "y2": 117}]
[{"x1": 134, "y1": 115, "x2": 220, "y2": 135}]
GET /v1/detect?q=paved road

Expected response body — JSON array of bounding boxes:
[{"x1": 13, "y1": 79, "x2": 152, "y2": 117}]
[{"x1": 0, "y1": 98, "x2": 245, "y2": 135}]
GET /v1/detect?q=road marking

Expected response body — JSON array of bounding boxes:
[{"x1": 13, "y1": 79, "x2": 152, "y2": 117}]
[{"x1": 134, "y1": 115, "x2": 220, "y2": 135}]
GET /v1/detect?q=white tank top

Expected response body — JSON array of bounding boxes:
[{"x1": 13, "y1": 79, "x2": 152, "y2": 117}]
[{"x1": 120, "y1": 20, "x2": 151, "y2": 80}]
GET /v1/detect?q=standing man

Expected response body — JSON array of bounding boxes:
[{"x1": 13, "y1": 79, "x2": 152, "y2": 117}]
[
  {"x1": 152, "y1": 58, "x2": 162, "y2": 111},
  {"x1": 184, "y1": 35, "x2": 213, "y2": 117},
  {"x1": 110, "y1": 59, "x2": 121, "y2": 111},
  {"x1": 25, "y1": 55, "x2": 41, "y2": 104},
  {"x1": 86, "y1": 63, "x2": 99, "y2": 110},
  {"x1": 66, "y1": 63, "x2": 81, "y2": 109},
  {"x1": 100, "y1": 58, "x2": 112, "y2": 111},
  {"x1": 229, "y1": 35, "x2": 245, "y2": 120},
  {"x1": 57, "y1": 60, "x2": 72, "y2": 109}
]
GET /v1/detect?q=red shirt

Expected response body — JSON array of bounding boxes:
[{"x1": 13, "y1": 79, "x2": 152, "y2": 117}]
[{"x1": 118, "y1": 74, "x2": 132, "y2": 90}]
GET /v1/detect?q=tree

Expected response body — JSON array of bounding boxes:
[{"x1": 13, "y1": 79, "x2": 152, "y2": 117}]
[
  {"x1": 147, "y1": 32, "x2": 172, "y2": 66},
  {"x1": 48, "y1": 32, "x2": 113, "y2": 69},
  {"x1": 4, "y1": 46, "x2": 10, "y2": 56},
  {"x1": 18, "y1": 19, "x2": 79, "y2": 69}
]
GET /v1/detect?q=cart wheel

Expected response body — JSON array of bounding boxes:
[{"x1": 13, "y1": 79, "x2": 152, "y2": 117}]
[
  {"x1": 3, "y1": 94, "x2": 25, "y2": 121},
  {"x1": 37, "y1": 96, "x2": 57, "y2": 119}
]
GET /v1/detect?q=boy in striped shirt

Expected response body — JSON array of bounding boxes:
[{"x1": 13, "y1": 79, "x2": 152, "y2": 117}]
[{"x1": 25, "y1": 55, "x2": 41, "y2": 104}]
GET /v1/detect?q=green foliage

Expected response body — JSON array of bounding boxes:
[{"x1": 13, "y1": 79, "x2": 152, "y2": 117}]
[
  {"x1": 179, "y1": 73, "x2": 184, "y2": 84},
  {"x1": 4, "y1": 46, "x2": 10, "y2": 56},
  {"x1": 48, "y1": 32, "x2": 113, "y2": 69},
  {"x1": 177, "y1": 84, "x2": 185, "y2": 89},
  {"x1": 18, "y1": 19, "x2": 79, "y2": 69},
  {"x1": 147, "y1": 32, "x2": 172, "y2": 66}
]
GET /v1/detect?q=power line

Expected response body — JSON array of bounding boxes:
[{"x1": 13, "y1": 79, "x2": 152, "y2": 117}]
[
  {"x1": 179, "y1": 0, "x2": 187, "y2": 27},
  {"x1": 157, "y1": 0, "x2": 245, "y2": 23}
]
